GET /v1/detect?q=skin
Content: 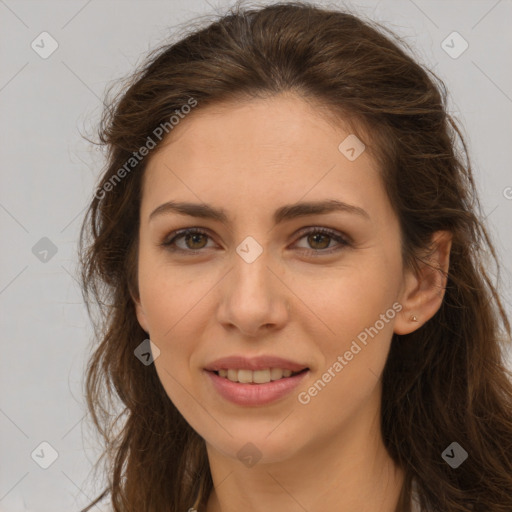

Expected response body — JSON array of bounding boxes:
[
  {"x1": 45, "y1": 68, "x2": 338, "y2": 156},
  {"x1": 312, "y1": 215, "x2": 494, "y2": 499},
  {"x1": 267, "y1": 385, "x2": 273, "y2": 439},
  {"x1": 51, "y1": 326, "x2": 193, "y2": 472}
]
[{"x1": 134, "y1": 92, "x2": 452, "y2": 512}]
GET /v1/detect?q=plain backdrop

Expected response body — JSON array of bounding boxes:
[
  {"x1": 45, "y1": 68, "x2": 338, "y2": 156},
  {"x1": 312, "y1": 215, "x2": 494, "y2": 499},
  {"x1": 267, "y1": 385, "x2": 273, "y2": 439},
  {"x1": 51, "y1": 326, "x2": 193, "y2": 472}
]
[{"x1": 1, "y1": 0, "x2": 511, "y2": 510}]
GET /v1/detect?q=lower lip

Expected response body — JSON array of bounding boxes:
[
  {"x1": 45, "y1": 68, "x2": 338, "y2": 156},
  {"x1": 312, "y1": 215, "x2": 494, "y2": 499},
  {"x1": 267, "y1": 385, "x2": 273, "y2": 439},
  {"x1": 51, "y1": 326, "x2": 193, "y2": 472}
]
[{"x1": 205, "y1": 370, "x2": 309, "y2": 406}]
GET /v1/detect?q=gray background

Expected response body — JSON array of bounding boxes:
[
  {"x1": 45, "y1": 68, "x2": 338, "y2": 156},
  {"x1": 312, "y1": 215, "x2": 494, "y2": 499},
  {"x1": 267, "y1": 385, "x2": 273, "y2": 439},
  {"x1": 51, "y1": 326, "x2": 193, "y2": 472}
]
[{"x1": 1, "y1": 0, "x2": 511, "y2": 510}]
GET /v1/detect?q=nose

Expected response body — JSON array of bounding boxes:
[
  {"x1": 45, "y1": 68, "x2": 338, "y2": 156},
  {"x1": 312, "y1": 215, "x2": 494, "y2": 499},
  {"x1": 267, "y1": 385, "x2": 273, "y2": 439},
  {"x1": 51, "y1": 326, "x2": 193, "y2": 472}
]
[{"x1": 215, "y1": 248, "x2": 290, "y2": 338}]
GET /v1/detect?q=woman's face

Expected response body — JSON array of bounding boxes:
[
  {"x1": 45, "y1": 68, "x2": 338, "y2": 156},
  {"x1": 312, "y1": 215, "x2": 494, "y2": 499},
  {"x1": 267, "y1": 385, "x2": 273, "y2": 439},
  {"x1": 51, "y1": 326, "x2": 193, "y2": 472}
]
[{"x1": 135, "y1": 92, "x2": 413, "y2": 464}]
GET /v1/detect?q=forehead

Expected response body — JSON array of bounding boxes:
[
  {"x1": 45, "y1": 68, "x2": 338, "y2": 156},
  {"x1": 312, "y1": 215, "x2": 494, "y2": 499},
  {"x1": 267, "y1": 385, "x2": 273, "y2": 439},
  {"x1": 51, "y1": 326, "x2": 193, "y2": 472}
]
[
  {"x1": 148, "y1": 92, "x2": 366, "y2": 165},
  {"x1": 141, "y1": 93, "x2": 387, "y2": 222}
]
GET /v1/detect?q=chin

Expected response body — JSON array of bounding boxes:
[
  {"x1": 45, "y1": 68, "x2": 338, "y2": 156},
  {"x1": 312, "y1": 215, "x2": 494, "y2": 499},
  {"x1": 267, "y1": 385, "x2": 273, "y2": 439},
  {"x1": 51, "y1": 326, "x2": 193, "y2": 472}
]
[{"x1": 202, "y1": 425, "x2": 305, "y2": 466}]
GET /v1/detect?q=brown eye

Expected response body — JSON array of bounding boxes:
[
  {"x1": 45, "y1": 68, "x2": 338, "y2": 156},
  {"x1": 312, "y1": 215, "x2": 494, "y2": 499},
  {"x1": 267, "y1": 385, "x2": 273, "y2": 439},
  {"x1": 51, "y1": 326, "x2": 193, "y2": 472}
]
[
  {"x1": 160, "y1": 226, "x2": 350, "y2": 256},
  {"x1": 294, "y1": 227, "x2": 350, "y2": 255},
  {"x1": 307, "y1": 232, "x2": 331, "y2": 250},
  {"x1": 182, "y1": 232, "x2": 208, "y2": 250},
  {"x1": 161, "y1": 228, "x2": 214, "y2": 253}
]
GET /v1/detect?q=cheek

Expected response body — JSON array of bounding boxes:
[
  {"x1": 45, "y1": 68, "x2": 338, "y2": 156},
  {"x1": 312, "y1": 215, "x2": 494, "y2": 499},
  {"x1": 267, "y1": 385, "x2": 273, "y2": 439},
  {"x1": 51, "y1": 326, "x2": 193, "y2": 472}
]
[
  {"x1": 142, "y1": 279, "x2": 202, "y2": 414},
  {"x1": 137, "y1": 248, "x2": 211, "y2": 338},
  {"x1": 137, "y1": 262, "x2": 195, "y2": 377},
  {"x1": 137, "y1": 255, "x2": 220, "y2": 395},
  {"x1": 311, "y1": 256, "x2": 400, "y2": 377},
  {"x1": 296, "y1": 293, "x2": 397, "y2": 427}
]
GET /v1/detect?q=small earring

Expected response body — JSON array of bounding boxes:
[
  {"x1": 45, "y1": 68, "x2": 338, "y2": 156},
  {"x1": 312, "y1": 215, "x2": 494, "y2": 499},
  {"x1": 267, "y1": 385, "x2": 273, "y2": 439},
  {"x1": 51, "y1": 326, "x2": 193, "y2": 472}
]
[{"x1": 410, "y1": 315, "x2": 418, "y2": 322}]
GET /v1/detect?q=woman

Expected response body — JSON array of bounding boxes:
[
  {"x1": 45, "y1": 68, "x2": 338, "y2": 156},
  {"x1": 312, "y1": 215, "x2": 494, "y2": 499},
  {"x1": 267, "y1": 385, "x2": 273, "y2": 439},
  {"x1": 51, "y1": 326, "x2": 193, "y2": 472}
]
[{"x1": 79, "y1": 2, "x2": 512, "y2": 511}]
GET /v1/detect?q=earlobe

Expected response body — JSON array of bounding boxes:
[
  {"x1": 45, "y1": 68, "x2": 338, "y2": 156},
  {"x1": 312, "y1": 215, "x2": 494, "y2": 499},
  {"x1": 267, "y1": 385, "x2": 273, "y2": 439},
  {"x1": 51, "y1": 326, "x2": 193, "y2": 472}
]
[{"x1": 393, "y1": 230, "x2": 453, "y2": 335}]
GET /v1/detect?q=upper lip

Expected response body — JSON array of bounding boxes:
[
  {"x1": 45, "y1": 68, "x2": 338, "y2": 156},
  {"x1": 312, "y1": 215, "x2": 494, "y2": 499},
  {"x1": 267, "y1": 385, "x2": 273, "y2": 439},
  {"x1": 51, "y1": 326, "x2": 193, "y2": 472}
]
[{"x1": 204, "y1": 355, "x2": 309, "y2": 372}]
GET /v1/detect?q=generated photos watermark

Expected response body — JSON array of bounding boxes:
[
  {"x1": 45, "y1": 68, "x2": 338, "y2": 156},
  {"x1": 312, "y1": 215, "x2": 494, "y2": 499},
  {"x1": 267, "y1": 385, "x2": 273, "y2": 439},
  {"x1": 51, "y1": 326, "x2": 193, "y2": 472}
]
[
  {"x1": 94, "y1": 97, "x2": 198, "y2": 200},
  {"x1": 297, "y1": 301, "x2": 403, "y2": 405}
]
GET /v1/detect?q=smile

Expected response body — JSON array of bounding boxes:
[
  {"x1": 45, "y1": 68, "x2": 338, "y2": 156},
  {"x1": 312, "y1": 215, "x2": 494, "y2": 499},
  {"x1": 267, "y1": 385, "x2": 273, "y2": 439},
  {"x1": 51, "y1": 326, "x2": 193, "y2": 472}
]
[
  {"x1": 205, "y1": 368, "x2": 309, "y2": 406},
  {"x1": 214, "y1": 368, "x2": 306, "y2": 384}
]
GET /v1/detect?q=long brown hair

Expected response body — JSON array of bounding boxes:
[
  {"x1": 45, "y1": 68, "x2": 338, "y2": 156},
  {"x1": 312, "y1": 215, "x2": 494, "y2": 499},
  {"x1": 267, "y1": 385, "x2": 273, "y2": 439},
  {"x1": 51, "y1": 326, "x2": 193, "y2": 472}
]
[{"x1": 78, "y1": 2, "x2": 512, "y2": 511}]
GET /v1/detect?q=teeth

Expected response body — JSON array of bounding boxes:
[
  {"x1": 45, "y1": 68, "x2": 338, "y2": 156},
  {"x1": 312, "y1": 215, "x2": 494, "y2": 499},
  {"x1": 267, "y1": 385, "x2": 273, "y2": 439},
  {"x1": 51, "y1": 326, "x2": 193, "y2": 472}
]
[{"x1": 216, "y1": 368, "x2": 299, "y2": 383}]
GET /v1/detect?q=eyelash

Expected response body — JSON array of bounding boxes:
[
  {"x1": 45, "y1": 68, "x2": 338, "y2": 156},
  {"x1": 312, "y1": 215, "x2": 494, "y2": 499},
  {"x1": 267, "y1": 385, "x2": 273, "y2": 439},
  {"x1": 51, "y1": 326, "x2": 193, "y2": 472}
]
[{"x1": 159, "y1": 226, "x2": 351, "y2": 256}]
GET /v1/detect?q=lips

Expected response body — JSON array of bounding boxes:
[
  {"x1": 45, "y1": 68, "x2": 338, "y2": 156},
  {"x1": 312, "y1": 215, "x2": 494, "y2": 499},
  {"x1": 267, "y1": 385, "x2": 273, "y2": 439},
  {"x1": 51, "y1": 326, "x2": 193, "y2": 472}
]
[
  {"x1": 206, "y1": 369, "x2": 309, "y2": 406},
  {"x1": 204, "y1": 355, "x2": 310, "y2": 406},
  {"x1": 204, "y1": 355, "x2": 308, "y2": 373}
]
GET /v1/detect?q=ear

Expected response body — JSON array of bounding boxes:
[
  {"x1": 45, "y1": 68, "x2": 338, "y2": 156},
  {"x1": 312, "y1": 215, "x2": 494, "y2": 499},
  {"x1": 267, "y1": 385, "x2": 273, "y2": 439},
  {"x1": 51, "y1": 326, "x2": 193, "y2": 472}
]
[
  {"x1": 394, "y1": 230, "x2": 452, "y2": 335},
  {"x1": 132, "y1": 292, "x2": 150, "y2": 334}
]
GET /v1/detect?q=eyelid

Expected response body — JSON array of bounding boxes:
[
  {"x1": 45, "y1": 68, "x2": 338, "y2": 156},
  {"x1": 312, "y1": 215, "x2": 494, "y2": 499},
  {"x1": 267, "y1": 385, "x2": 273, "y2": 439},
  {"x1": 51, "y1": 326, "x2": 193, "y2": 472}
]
[
  {"x1": 294, "y1": 226, "x2": 352, "y2": 245},
  {"x1": 160, "y1": 225, "x2": 351, "y2": 254},
  {"x1": 293, "y1": 226, "x2": 351, "y2": 256},
  {"x1": 159, "y1": 227, "x2": 217, "y2": 253}
]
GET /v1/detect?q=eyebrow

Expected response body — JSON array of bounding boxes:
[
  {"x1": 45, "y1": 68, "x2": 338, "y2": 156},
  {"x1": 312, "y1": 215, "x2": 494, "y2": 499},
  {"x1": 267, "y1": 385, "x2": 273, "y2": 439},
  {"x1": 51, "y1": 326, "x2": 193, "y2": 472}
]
[{"x1": 149, "y1": 199, "x2": 370, "y2": 224}]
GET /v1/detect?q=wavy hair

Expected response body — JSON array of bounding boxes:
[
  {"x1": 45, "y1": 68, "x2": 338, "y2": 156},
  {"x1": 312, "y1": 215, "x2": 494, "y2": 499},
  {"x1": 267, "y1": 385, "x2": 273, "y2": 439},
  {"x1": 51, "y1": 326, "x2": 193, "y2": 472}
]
[{"x1": 79, "y1": 2, "x2": 512, "y2": 511}]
